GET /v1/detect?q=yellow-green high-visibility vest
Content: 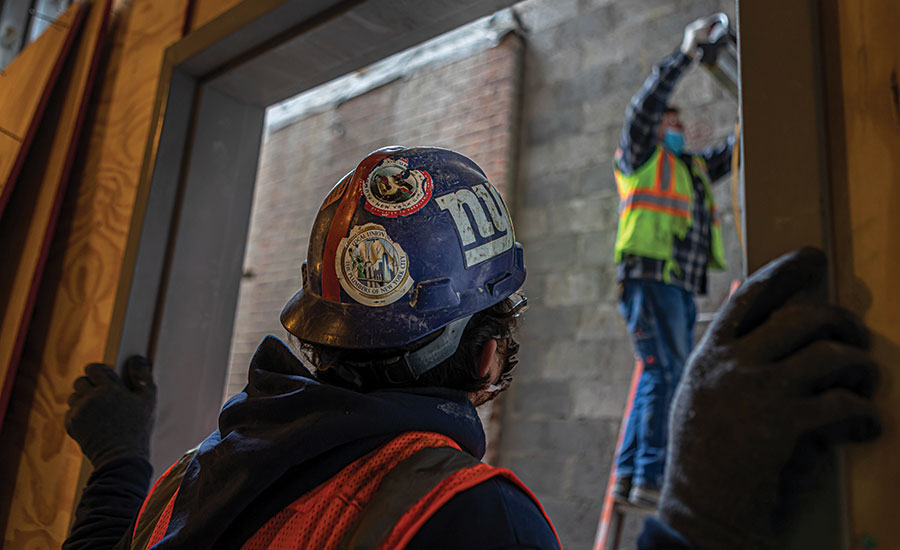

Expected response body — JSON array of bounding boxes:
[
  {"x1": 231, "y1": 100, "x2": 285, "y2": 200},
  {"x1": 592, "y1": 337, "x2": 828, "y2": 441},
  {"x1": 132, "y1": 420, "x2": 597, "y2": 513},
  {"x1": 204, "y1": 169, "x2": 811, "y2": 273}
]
[{"x1": 613, "y1": 146, "x2": 727, "y2": 282}]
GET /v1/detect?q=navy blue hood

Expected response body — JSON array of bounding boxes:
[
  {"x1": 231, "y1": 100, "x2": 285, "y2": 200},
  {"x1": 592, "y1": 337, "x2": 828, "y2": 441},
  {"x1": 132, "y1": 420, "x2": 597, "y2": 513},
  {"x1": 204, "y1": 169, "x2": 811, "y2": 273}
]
[{"x1": 156, "y1": 335, "x2": 485, "y2": 549}]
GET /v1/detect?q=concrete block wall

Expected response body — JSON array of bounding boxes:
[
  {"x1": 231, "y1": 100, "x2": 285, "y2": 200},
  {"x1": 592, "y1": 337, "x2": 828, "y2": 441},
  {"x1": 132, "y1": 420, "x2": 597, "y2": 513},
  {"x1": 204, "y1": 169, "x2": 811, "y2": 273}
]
[
  {"x1": 501, "y1": 1, "x2": 739, "y2": 548},
  {"x1": 223, "y1": 34, "x2": 524, "y2": 400}
]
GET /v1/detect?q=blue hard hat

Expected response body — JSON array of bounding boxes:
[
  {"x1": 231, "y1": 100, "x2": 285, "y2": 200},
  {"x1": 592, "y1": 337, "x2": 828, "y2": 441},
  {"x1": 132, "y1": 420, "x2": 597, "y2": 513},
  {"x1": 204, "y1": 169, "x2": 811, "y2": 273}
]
[{"x1": 280, "y1": 146, "x2": 526, "y2": 362}]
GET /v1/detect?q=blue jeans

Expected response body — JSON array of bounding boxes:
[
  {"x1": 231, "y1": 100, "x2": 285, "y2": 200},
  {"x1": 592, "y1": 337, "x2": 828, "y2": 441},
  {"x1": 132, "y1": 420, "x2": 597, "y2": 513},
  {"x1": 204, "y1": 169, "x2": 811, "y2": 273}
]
[{"x1": 615, "y1": 279, "x2": 696, "y2": 488}]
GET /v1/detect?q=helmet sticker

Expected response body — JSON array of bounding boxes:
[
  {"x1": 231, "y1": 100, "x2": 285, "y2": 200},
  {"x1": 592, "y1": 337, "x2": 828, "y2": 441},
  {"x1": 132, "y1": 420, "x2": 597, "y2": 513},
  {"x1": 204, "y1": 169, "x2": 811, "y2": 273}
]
[
  {"x1": 362, "y1": 157, "x2": 433, "y2": 217},
  {"x1": 435, "y1": 182, "x2": 514, "y2": 268},
  {"x1": 336, "y1": 223, "x2": 414, "y2": 306}
]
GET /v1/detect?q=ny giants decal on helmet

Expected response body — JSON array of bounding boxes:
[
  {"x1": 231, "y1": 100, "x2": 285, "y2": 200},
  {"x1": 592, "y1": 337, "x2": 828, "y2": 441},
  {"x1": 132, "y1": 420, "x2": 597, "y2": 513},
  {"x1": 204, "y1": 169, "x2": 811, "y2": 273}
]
[
  {"x1": 436, "y1": 182, "x2": 514, "y2": 268},
  {"x1": 336, "y1": 223, "x2": 413, "y2": 306},
  {"x1": 361, "y1": 157, "x2": 433, "y2": 217}
]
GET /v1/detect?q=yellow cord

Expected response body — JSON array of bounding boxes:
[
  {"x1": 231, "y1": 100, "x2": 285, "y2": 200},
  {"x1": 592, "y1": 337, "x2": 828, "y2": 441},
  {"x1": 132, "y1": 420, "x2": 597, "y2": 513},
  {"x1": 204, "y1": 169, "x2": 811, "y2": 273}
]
[{"x1": 730, "y1": 119, "x2": 744, "y2": 255}]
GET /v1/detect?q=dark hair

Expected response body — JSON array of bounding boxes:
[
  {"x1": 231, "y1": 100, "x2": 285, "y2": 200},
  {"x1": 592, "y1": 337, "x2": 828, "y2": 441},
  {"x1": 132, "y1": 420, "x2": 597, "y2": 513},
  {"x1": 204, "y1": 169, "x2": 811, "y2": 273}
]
[
  {"x1": 296, "y1": 292, "x2": 525, "y2": 393},
  {"x1": 664, "y1": 106, "x2": 681, "y2": 116}
]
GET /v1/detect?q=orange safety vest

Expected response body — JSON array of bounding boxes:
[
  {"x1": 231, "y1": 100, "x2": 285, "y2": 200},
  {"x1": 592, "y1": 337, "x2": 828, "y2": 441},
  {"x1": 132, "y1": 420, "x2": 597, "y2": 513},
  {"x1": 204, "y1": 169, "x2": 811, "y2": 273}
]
[{"x1": 131, "y1": 431, "x2": 560, "y2": 550}]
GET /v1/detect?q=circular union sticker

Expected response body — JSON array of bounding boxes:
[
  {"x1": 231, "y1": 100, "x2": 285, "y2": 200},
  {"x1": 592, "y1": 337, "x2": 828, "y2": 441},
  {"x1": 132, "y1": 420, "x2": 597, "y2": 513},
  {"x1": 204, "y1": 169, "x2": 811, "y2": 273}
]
[
  {"x1": 362, "y1": 157, "x2": 432, "y2": 217},
  {"x1": 336, "y1": 223, "x2": 413, "y2": 307}
]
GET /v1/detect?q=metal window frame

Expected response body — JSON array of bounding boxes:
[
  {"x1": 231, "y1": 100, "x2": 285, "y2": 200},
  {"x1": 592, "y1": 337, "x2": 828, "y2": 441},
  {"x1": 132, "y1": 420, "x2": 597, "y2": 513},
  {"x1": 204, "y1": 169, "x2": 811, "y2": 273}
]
[
  {"x1": 104, "y1": 0, "x2": 849, "y2": 545},
  {"x1": 104, "y1": 0, "x2": 520, "y2": 477},
  {"x1": 737, "y1": 1, "x2": 848, "y2": 548}
]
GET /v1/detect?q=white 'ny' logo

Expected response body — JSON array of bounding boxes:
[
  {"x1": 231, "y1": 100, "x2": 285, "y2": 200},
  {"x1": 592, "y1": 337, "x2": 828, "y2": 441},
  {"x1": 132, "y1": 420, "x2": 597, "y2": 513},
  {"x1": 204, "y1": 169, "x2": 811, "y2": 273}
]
[{"x1": 435, "y1": 183, "x2": 513, "y2": 267}]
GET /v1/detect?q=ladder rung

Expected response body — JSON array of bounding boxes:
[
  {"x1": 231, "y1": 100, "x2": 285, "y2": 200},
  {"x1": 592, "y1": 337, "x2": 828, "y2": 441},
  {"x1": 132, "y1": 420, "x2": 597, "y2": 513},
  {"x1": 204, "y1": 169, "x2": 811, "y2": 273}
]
[
  {"x1": 611, "y1": 501, "x2": 656, "y2": 517},
  {"x1": 696, "y1": 311, "x2": 718, "y2": 324}
]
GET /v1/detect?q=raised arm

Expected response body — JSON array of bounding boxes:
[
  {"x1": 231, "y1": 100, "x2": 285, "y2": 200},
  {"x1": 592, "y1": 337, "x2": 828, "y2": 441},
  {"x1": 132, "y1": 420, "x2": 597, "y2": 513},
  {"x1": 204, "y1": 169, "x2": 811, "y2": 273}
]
[
  {"x1": 616, "y1": 51, "x2": 692, "y2": 174},
  {"x1": 697, "y1": 132, "x2": 735, "y2": 183},
  {"x1": 62, "y1": 357, "x2": 157, "y2": 550},
  {"x1": 63, "y1": 457, "x2": 152, "y2": 550},
  {"x1": 617, "y1": 14, "x2": 729, "y2": 175}
]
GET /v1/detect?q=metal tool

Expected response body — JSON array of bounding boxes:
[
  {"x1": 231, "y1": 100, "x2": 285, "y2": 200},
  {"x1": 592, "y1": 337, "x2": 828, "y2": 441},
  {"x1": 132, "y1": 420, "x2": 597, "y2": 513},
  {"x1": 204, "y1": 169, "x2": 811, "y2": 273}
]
[{"x1": 698, "y1": 13, "x2": 739, "y2": 98}]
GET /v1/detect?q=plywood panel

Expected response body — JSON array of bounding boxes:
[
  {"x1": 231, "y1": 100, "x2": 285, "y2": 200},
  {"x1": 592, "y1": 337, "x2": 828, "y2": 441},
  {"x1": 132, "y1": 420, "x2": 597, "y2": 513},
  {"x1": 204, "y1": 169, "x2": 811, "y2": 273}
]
[
  {"x1": 0, "y1": 2, "x2": 86, "y2": 218},
  {"x1": 0, "y1": 0, "x2": 111, "y2": 433},
  {"x1": 830, "y1": 0, "x2": 900, "y2": 545},
  {"x1": 190, "y1": 0, "x2": 246, "y2": 31},
  {"x1": 0, "y1": 0, "x2": 189, "y2": 546}
]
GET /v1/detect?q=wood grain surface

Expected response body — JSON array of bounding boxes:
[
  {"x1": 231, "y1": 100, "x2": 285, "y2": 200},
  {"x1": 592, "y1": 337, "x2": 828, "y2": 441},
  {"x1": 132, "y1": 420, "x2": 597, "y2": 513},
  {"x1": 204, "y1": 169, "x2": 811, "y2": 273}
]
[
  {"x1": 189, "y1": 0, "x2": 246, "y2": 31},
  {"x1": 0, "y1": 0, "x2": 111, "y2": 433},
  {"x1": 829, "y1": 0, "x2": 900, "y2": 546},
  {"x1": 0, "y1": 3, "x2": 86, "y2": 219},
  {"x1": 0, "y1": 0, "x2": 190, "y2": 546},
  {"x1": 0, "y1": 0, "x2": 256, "y2": 545}
]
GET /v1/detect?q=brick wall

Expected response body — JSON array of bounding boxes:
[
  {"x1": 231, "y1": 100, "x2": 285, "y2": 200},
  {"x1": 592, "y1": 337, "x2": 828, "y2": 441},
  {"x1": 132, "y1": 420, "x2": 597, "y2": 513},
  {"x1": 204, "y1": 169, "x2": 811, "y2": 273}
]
[
  {"x1": 223, "y1": 34, "x2": 524, "y2": 400},
  {"x1": 504, "y1": 1, "x2": 739, "y2": 548}
]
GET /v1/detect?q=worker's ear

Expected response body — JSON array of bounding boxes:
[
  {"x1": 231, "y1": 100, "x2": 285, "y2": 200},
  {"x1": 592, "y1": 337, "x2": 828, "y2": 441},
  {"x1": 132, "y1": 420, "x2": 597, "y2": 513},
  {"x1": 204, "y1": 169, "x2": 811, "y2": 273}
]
[{"x1": 478, "y1": 338, "x2": 499, "y2": 378}]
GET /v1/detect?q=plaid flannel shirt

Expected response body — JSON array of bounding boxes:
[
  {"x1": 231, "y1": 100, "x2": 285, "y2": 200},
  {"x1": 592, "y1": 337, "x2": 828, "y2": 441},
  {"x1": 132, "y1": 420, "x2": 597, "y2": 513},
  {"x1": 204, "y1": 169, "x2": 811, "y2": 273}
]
[{"x1": 615, "y1": 51, "x2": 734, "y2": 295}]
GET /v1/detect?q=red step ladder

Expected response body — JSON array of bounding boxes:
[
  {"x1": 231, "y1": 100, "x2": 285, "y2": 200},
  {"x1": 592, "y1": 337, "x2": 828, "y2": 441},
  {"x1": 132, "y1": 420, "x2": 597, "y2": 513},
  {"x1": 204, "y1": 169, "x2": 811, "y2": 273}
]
[
  {"x1": 594, "y1": 280, "x2": 741, "y2": 549},
  {"x1": 592, "y1": 359, "x2": 651, "y2": 550}
]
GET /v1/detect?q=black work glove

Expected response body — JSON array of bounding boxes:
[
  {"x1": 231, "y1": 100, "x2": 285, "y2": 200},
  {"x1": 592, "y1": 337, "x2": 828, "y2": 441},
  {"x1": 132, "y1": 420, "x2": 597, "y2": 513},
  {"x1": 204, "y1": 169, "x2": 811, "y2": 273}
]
[
  {"x1": 659, "y1": 247, "x2": 881, "y2": 550},
  {"x1": 65, "y1": 356, "x2": 157, "y2": 469}
]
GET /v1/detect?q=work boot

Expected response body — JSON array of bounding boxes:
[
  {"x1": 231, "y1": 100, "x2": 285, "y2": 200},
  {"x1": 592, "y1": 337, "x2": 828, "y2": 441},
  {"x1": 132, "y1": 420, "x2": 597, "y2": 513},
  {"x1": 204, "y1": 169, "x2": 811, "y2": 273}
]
[
  {"x1": 628, "y1": 485, "x2": 660, "y2": 508},
  {"x1": 611, "y1": 475, "x2": 631, "y2": 503}
]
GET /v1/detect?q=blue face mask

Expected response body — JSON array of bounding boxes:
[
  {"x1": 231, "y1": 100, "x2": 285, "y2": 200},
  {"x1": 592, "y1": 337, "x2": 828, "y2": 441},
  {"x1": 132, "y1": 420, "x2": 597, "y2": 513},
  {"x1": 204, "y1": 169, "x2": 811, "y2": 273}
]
[{"x1": 662, "y1": 129, "x2": 685, "y2": 156}]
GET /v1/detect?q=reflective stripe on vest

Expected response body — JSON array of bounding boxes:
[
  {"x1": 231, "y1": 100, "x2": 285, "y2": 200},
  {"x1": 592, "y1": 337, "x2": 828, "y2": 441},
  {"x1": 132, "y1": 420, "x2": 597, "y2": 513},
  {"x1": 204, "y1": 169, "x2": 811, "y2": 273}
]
[
  {"x1": 616, "y1": 148, "x2": 692, "y2": 220},
  {"x1": 131, "y1": 431, "x2": 559, "y2": 550},
  {"x1": 614, "y1": 145, "x2": 727, "y2": 273}
]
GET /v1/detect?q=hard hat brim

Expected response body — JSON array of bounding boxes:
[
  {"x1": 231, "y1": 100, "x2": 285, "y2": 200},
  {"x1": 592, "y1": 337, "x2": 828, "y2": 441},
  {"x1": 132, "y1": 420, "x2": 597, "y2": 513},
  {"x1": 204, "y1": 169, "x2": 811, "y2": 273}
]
[{"x1": 280, "y1": 244, "x2": 525, "y2": 351}]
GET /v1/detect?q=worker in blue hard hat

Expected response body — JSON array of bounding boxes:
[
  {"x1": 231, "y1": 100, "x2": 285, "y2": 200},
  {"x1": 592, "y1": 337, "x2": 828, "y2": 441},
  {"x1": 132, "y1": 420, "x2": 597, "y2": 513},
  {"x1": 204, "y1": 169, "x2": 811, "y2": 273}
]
[
  {"x1": 62, "y1": 147, "x2": 562, "y2": 550},
  {"x1": 59, "y1": 150, "x2": 882, "y2": 550},
  {"x1": 610, "y1": 14, "x2": 737, "y2": 508}
]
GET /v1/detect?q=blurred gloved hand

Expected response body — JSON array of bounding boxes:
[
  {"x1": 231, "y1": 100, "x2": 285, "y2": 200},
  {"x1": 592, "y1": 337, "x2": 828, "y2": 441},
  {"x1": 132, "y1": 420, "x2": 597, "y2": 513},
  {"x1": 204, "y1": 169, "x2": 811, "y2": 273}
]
[
  {"x1": 65, "y1": 356, "x2": 157, "y2": 468},
  {"x1": 659, "y1": 247, "x2": 881, "y2": 550},
  {"x1": 680, "y1": 15, "x2": 720, "y2": 57}
]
